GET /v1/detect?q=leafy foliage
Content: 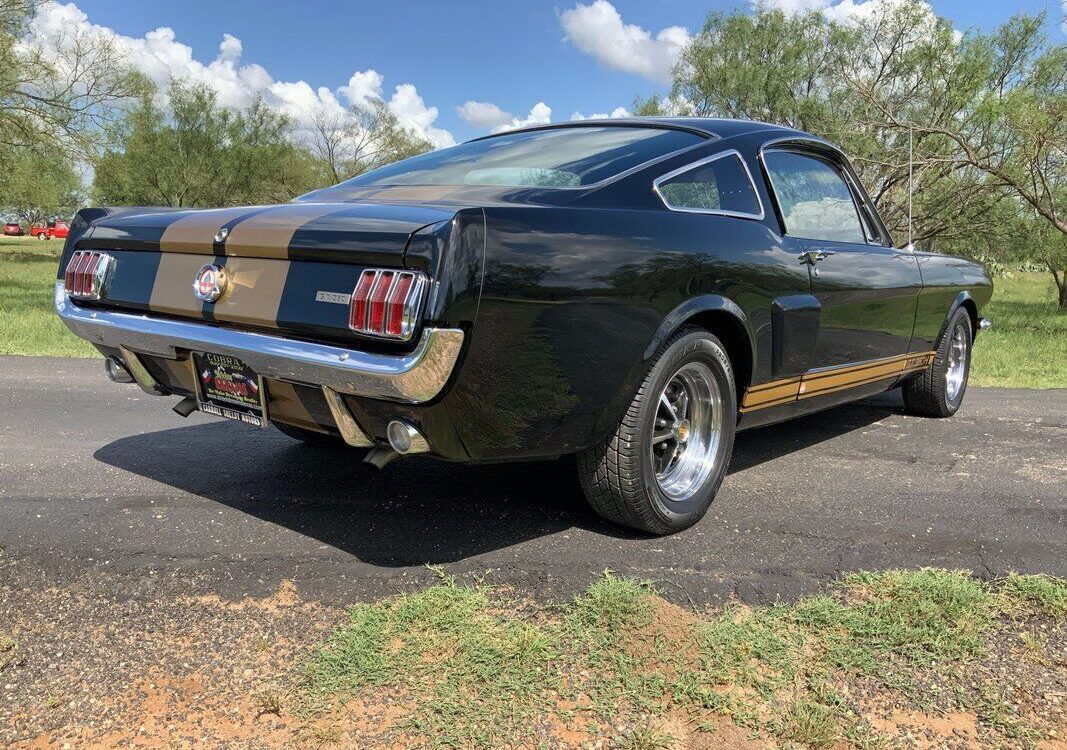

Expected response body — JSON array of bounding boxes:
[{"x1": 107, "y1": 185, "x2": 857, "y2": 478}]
[
  {"x1": 92, "y1": 82, "x2": 326, "y2": 207},
  {"x1": 0, "y1": 142, "x2": 80, "y2": 224},
  {"x1": 0, "y1": 0, "x2": 145, "y2": 164},
  {"x1": 309, "y1": 98, "x2": 433, "y2": 184}
]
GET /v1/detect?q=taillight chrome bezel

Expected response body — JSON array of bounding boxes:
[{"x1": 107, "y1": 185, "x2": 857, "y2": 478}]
[
  {"x1": 64, "y1": 250, "x2": 115, "y2": 301},
  {"x1": 348, "y1": 269, "x2": 428, "y2": 341}
]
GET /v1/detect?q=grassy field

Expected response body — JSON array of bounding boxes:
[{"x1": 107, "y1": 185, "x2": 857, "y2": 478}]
[
  {"x1": 969, "y1": 272, "x2": 1067, "y2": 388},
  {"x1": 0, "y1": 235, "x2": 95, "y2": 357},
  {"x1": 1, "y1": 234, "x2": 1064, "y2": 387},
  {"x1": 294, "y1": 569, "x2": 1065, "y2": 748}
]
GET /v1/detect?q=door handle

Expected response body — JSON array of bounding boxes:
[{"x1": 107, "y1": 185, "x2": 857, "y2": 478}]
[{"x1": 799, "y1": 249, "x2": 836, "y2": 265}]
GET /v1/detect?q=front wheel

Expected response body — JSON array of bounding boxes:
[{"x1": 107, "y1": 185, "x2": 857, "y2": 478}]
[
  {"x1": 37, "y1": 232, "x2": 48, "y2": 240},
  {"x1": 578, "y1": 327, "x2": 736, "y2": 535},
  {"x1": 902, "y1": 307, "x2": 973, "y2": 418}
]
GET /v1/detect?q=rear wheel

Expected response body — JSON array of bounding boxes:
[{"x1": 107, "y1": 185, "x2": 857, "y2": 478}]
[
  {"x1": 578, "y1": 327, "x2": 736, "y2": 535},
  {"x1": 902, "y1": 307, "x2": 973, "y2": 418},
  {"x1": 37, "y1": 232, "x2": 48, "y2": 240}
]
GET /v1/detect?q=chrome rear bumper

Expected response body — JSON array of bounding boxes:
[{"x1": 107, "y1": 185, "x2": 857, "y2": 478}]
[{"x1": 54, "y1": 282, "x2": 463, "y2": 403}]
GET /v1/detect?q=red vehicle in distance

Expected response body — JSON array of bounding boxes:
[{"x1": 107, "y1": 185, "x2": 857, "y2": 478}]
[
  {"x1": 3, "y1": 222, "x2": 22, "y2": 236},
  {"x1": 30, "y1": 220, "x2": 70, "y2": 240}
]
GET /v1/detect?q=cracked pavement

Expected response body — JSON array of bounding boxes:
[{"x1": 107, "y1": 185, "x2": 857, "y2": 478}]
[{"x1": 1, "y1": 356, "x2": 1064, "y2": 607}]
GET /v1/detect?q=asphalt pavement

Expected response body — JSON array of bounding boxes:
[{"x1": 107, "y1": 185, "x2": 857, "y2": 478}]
[{"x1": 1, "y1": 356, "x2": 1064, "y2": 606}]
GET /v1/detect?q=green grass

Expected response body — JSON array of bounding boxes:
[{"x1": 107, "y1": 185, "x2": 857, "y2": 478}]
[
  {"x1": 302, "y1": 569, "x2": 1067, "y2": 748},
  {"x1": 0, "y1": 235, "x2": 95, "y2": 357},
  {"x1": 1, "y1": 234, "x2": 1063, "y2": 388},
  {"x1": 970, "y1": 272, "x2": 1067, "y2": 388}
]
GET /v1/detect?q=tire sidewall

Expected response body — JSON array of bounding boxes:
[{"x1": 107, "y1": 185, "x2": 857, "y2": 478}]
[{"x1": 637, "y1": 332, "x2": 736, "y2": 528}]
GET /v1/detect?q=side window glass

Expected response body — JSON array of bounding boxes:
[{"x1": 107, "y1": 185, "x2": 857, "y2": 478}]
[
  {"x1": 763, "y1": 150, "x2": 866, "y2": 244},
  {"x1": 656, "y1": 153, "x2": 762, "y2": 217}
]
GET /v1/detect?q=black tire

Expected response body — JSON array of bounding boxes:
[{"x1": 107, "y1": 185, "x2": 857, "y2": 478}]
[
  {"x1": 272, "y1": 420, "x2": 354, "y2": 448},
  {"x1": 902, "y1": 307, "x2": 973, "y2": 418},
  {"x1": 577, "y1": 326, "x2": 737, "y2": 535}
]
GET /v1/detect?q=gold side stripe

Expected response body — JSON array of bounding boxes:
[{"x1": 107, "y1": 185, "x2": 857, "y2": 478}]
[{"x1": 740, "y1": 351, "x2": 936, "y2": 413}]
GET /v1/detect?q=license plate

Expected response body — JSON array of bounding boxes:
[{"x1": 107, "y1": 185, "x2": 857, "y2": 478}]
[{"x1": 191, "y1": 352, "x2": 267, "y2": 427}]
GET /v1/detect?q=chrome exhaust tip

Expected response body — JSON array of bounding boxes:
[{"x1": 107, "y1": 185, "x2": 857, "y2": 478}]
[
  {"x1": 364, "y1": 445, "x2": 401, "y2": 470},
  {"x1": 386, "y1": 420, "x2": 430, "y2": 455},
  {"x1": 104, "y1": 356, "x2": 134, "y2": 383}
]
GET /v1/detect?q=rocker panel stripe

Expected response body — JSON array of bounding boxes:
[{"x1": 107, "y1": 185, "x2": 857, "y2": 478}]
[{"x1": 741, "y1": 351, "x2": 936, "y2": 412}]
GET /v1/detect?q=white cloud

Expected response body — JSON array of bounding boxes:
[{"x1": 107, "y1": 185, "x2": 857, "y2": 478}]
[
  {"x1": 560, "y1": 1, "x2": 689, "y2": 84},
  {"x1": 21, "y1": 1, "x2": 454, "y2": 148},
  {"x1": 751, "y1": 0, "x2": 933, "y2": 25},
  {"x1": 490, "y1": 102, "x2": 552, "y2": 134},
  {"x1": 750, "y1": 0, "x2": 828, "y2": 12},
  {"x1": 570, "y1": 106, "x2": 631, "y2": 120},
  {"x1": 456, "y1": 100, "x2": 514, "y2": 129},
  {"x1": 339, "y1": 69, "x2": 384, "y2": 107},
  {"x1": 455, "y1": 100, "x2": 553, "y2": 134}
]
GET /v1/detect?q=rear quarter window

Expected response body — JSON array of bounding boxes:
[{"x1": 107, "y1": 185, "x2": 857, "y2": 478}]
[{"x1": 655, "y1": 151, "x2": 762, "y2": 217}]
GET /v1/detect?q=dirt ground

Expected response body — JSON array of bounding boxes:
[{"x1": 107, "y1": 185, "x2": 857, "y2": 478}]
[{"x1": 1, "y1": 580, "x2": 1064, "y2": 749}]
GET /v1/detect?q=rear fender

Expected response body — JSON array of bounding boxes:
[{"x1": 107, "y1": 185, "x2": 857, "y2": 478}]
[{"x1": 593, "y1": 295, "x2": 754, "y2": 438}]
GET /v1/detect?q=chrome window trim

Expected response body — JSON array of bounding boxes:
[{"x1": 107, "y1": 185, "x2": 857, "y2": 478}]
[
  {"x1": 651, "y1": 149, "x2": 765, "y2": 220},
  {"x1": 55, "y1": 281, "x2": 464, "y2": 404}
]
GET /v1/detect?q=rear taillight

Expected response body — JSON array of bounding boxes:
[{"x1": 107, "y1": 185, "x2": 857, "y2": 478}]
[
  {"x1": 348, "y1": 269, "x2": 427, "y2": 340},
  {"x1": 64, "y1": 251, "x2": 115, "y2": 300}
]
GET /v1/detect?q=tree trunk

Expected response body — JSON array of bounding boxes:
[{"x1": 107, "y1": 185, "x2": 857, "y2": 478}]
[{"x1": 1052, "y1": 266, "x2": 1067, "y2": 310}]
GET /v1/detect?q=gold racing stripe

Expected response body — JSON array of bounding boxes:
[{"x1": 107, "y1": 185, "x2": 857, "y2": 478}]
[
  {"x1": 158, "y1": 207, "x2": 261, "y2": 254},
  {"x1": 149, "y1": 253, "x2": 211, "y2": 318},
  {"x1": 740, "y1": 351, "x2": 936, "y2": 412},
  {"x1": 223, "y1": 203, "x2": 350, "y2": 259},
  {"x1": 209, "y1": 257, "x2": 289, "y2": 329}
]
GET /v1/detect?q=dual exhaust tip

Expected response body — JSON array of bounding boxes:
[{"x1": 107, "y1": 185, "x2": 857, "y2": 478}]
[
  {"x1": 364, "y1": 421, "x2": 430, "y2": 469},
  {"x1": 104, "y1": 356, "x2": 134, "y2": 384}
]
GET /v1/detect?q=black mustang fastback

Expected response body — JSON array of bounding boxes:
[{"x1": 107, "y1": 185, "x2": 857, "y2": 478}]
[{"x1": 56, "y1": 118, "x2": 991, "y2": 534}]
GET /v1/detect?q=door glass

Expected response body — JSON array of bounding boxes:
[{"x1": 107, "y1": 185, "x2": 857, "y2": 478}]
[{"x1": 764, "y1": 150, "x2": 866, "y2": 244}]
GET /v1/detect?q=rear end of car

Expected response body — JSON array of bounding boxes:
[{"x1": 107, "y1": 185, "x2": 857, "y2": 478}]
[{"x1": 55, "y1": 202, "x2": 485, "y2": 461}]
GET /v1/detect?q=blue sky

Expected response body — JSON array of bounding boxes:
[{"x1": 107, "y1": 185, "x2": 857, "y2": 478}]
[{"x1": 45, "y1": 0, "x2": 1067, "y2": 144}]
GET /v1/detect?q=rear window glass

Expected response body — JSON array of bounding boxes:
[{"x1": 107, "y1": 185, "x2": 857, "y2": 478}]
[{"x1": 341, "y1": 126, "x2": 705, "y2": 188}]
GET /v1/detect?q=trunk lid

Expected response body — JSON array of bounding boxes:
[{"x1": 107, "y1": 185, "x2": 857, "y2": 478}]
[
  {"x1": 81, "y1": 202, "x2": 455, "y2": 263},
  {"x1": 70, "y1": 202, "x2": 458, "y2": 345}
]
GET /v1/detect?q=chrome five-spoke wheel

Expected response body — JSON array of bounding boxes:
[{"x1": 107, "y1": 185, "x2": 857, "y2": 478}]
[
  {"x1": 945, "y1": 321, "x2": 968, "y2": 403},
  {"x1": 650, "y1": 362, "x2": 723, "y2": 501}
]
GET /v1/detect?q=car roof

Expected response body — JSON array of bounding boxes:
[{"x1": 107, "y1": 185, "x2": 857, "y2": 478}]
[{"x1": 468, "y1": 116, "x2": 814, "y2": 143}]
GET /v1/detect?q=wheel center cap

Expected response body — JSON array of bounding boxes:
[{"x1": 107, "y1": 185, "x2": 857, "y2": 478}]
[{"x1": 675, "y1": 419, "x2": 691, "y2": 442}]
